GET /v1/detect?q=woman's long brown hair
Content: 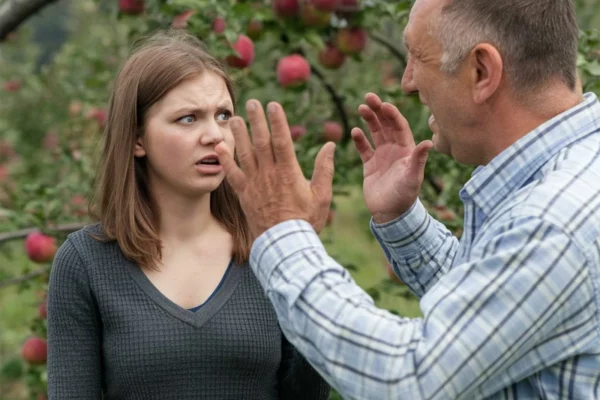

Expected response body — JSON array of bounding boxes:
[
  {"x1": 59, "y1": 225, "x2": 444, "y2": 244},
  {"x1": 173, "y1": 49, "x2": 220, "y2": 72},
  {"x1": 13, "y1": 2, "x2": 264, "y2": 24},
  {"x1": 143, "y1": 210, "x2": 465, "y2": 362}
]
[{"x1": 89, "y1": 29, "x2": 250, "y2": 269}]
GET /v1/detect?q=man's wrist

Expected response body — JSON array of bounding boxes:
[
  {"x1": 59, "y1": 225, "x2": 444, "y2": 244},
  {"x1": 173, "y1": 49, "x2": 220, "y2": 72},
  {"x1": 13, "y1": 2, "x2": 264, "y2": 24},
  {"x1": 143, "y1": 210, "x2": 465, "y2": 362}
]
[{"x1": 372, "y1": 200, "x2": 418, "y2": 225}]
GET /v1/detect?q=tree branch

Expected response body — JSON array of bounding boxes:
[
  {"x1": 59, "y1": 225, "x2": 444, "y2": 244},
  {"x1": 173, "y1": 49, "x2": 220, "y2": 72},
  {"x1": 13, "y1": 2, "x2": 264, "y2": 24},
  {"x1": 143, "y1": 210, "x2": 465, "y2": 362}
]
[
  {"x1": 0, "y1": 266, "x2": 49, "y2": 289},
  {"x1": 309, "y1": 62, "x2": 351, "y2": 145},
  {"x1": 0, "y1": 0, "x2": 59, "y2": 41},
  {"x1": 369, "y1": 31, "x2": 407, "y2": 68},
  {"x1": 0, "y1": 222, "x2": 87, "y2": 245}
]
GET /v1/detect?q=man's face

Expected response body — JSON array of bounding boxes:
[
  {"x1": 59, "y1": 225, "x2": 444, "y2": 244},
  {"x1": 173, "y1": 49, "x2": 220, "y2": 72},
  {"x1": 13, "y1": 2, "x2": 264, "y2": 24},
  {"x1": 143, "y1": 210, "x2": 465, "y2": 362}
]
[{"x1": 401, "y1": 0, "x2": 474, "y2": 161}]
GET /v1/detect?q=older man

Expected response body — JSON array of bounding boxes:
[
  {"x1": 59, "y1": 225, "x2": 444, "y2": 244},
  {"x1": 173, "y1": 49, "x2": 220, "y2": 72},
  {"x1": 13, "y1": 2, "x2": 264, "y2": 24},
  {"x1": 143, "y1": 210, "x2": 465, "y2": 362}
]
[{"x1": 215, "y1": 0, "x2": 600, "y2": 398}]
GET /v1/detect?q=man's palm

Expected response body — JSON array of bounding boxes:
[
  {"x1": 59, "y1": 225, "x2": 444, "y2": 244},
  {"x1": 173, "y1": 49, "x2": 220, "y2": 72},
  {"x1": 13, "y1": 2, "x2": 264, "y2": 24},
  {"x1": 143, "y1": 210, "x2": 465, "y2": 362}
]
[{"x1": 352, "y1": 94, "x2": 432, "y2": 223}]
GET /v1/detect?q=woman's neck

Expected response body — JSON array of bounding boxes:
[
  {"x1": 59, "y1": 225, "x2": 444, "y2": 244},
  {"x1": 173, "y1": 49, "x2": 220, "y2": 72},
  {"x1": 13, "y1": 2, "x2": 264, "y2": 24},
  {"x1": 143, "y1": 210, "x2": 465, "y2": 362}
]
[{"x1": 152, "y1": 187, "x2": 221, "y2": 245}]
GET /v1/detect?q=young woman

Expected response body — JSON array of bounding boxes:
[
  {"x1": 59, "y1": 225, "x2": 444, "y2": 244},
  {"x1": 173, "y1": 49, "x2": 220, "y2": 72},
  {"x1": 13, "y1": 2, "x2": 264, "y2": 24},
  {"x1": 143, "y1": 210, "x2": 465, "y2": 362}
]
[{"x1": 47, "y1": 30, "x2": 330, "y2": 399}]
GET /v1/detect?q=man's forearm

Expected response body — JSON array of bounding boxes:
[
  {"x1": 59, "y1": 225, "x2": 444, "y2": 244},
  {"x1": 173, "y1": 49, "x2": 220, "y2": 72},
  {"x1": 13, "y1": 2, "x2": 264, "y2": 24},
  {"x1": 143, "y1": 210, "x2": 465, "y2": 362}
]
[{"x1": 370, "y1": 199, "x2": 459, "y2": 297}]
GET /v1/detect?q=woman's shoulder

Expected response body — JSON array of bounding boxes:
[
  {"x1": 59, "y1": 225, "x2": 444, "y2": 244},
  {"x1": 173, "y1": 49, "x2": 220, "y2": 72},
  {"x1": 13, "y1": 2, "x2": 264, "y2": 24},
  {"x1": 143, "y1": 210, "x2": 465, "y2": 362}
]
[{"x1": 59, "y1": 223, "x2": 119, "y2": 261}]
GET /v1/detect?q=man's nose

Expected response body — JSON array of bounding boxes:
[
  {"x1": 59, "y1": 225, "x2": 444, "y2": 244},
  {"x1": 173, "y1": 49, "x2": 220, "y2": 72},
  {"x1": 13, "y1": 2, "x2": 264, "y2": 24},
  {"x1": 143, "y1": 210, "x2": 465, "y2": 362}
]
[{"x1": 401, "y1": 58, "x2": 418, "y2": 94}]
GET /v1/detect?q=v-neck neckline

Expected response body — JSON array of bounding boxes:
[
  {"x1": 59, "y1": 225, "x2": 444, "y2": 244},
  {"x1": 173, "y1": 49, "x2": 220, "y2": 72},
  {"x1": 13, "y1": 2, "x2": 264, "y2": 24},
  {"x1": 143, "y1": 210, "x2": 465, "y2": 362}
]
[{"x1": 126, "y1": 259, "x2": 243, "y2": 329}]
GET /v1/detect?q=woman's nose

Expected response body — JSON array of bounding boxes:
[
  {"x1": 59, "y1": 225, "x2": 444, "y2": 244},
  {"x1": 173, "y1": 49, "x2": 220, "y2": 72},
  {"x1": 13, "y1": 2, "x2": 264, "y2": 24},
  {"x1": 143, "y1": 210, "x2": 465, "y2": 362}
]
[{"x1": 201, "y1": 122, "x2": 224, "y2": 145}]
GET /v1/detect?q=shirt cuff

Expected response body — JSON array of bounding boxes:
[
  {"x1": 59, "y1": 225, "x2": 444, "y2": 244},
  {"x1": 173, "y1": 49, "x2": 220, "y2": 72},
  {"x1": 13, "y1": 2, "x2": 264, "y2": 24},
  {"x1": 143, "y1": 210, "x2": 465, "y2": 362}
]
[
  {"x1": 370, "y1": 199, "x2": 438, "y2": 257},
  {"x1": 249, "y1": 219, "x2": 329, "y2": 293}
]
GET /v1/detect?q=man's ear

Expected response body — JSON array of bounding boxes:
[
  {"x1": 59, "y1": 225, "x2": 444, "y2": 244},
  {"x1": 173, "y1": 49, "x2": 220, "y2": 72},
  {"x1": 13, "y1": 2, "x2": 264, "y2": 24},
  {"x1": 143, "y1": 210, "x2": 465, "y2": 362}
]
[
  {"x1": 134, "y1": 136, "x2": 146, "y2": 158},
  {"x1": 469, "y1": 43, "x2": 503, "y2": 104}
]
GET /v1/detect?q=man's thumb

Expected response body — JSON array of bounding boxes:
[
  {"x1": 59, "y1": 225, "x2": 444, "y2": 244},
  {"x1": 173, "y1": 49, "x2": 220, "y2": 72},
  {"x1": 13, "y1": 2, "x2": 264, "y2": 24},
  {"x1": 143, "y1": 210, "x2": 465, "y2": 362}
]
[
  {"x1": 311, "y1": 142, "x2": 336, "y2": 200},
  {"x1": 410, "y1": 140, "x2": 433, "y2": 176}
]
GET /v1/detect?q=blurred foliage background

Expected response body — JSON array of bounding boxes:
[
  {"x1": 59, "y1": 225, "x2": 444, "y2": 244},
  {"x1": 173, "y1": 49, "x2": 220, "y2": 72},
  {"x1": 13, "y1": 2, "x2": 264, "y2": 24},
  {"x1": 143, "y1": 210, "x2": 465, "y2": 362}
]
[{"x1": 0, "y1": 0, "x2": 599, "y2": 398}]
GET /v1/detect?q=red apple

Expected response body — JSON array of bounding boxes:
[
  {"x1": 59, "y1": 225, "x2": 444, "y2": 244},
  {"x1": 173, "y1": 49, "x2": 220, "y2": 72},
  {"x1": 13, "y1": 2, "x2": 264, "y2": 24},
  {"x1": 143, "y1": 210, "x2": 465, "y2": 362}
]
[
  {"x1": 3, "y1": 80, "x2": 21, "y2": 92},
  {"x1": 24, "y1": 232, "x2": 57, "y2": 263},
  {"x1": 86, "y1": 107, "x2": 107, "y2": 129},
  {"x1": 322, "y1": 121, "x2": 343, "y2": 142},
  {"x1": 336, "y1": 27, "x2": 367, "y2": 55},
  {"x1": 212, "y1": 17, "x2": 226, "y2": 34},
  {"x1": 300, "y1": 3, "x2": 331, "y2": 28},
  {"x1": 312, "y1": 0, "x2": 338, "y2": 12},
  {"x1": 71, "y1": 194, "x2": 87, "y2": 207},
  {"x1": 318, "y1": 44, "x2": 346, "y2": 69},
  {"x1": 171, "y1": 9, "x2": 195, "y2": 29},
  {"x1": 277, "y1": 55, "x2": 311, "y2": 87},
  {"x1": 21, "y1": 337, "x2": 47, "y2": 365},
  {"x1": 246, "y1": 20, "x2": 264, "y2": 40},
  {"x1": 119, "y1": 0, "x2": 144, "y2": 15},
  {"x1": 290, "y1": 125, "x2": 307, "y2": 141},
  {"x1": 272, "y1": 0, "x2": 299, "y2": 18},
  {"x1": 39, "y1": 301, "x2": 47, "y2": 319},
  {"x1": 336, "y1": 0, "x2": 360, "y2": 12},
  {"x1": 0, "y1": 140, "x2": 15, "y2": 159},
  {"x1": 43, "y1": 130, "x2": 59, "y2": 150},
  {"x1": 226, "y1": 35, "x2": 255, "y2": 69},
  {"x1": 70, "y1": 195, "x2": 88, "y2": 217}
]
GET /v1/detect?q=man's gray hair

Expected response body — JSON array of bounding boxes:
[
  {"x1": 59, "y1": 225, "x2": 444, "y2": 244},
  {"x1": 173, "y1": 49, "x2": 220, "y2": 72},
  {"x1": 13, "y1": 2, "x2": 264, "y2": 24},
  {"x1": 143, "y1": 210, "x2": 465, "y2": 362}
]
[{"x1": 435, "y1": 0, "x2": 579, "y2": 91}]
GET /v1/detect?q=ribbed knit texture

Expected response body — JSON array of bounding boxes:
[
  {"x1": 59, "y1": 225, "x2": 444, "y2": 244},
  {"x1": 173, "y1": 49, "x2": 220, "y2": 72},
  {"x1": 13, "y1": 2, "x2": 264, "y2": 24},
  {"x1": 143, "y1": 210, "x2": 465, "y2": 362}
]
[{"x1": 47, "y1": 225, "x2": 330, "y2": 399}]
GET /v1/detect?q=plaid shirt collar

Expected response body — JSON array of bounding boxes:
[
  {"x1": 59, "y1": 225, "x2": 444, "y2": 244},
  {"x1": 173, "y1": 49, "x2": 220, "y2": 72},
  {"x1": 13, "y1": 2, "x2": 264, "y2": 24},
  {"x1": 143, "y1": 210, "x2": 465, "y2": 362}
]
[{"x1": 460, "y1": 92, "x2": 600, "y2": 216}]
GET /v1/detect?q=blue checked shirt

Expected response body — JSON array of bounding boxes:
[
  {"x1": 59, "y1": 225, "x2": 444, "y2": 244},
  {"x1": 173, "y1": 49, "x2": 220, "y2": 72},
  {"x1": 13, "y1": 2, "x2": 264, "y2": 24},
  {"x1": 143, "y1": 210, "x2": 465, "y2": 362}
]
[{"x1": 250, "y1": 93, "x2": 600, "y2": 400}]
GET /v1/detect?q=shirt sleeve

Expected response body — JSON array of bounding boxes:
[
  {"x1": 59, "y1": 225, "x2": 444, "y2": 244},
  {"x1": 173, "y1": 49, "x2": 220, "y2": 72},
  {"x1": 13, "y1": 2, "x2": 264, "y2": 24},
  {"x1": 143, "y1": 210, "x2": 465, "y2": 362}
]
[
  {"x1": 250, "y1": 217, "x2": 594, "y2": 400},
  {"x1": 277, "y1": 332, "x2": 331, "y2": 399},
  {"x1": 370, "y1": 199, "x2": 460, "y2": 298},
  {"x1": 47, "y1": 238, "x2": 103, "y2": 399}
]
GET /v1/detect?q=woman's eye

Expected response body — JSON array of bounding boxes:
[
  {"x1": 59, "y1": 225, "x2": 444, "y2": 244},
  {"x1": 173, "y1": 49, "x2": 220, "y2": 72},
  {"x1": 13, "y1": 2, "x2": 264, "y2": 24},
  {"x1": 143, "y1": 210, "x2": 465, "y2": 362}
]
[
  {"x1": 178, "y1": 115, "x2": 195, "y2": 124},
  {"x1": 216, "y1": 110, "x2": 232, "y2": 121}
]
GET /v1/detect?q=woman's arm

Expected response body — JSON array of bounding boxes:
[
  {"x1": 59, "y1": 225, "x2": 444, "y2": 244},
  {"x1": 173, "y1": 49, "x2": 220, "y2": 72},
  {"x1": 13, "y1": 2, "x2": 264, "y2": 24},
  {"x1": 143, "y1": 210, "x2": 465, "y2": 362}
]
[
  {"x1": 278, "y1": 332, "x2": 331, "y2": 399},
  {"x1": 47, "y1": 237, "x2": 103, "y2": 399}
]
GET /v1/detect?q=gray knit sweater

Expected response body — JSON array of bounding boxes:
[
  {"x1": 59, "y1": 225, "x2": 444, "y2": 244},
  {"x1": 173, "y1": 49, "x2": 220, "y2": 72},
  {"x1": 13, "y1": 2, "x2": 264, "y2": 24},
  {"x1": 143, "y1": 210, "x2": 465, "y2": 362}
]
[{"x1": 47, "y1": 225, "x2": 330, "y2": 399}]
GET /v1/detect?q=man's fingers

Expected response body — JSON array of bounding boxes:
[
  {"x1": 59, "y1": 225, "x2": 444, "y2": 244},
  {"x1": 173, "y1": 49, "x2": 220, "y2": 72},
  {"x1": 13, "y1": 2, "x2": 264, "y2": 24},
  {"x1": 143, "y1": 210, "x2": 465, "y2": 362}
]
[
  {"x1": 215, "y1": 141, "x2": 248, "y2": 193},
  {"x1": 358, "y1": 105, "x2": 385, "y2": 147},
  {"x1": 408, "y1": 140, "x2": 433, "y2": 179},
  {"x1": 364, "y1": 92, "x2": 383, "y2": 110},
  {"x1": 266, "y1": 102, "x2": 297, "y2": 168},
  {"x1": 365, "y1": 93, "x2": 394, "y2": 143},
  {"x1": 351, "y1": 128, "x2": 375, "y2": 164},
  {"x1": 229, "y1": 116, "x2": 257, "y2": 175},
  {"x1": 311, "y1": 142, "x2": 336, "y2": 204},
  {"x1": 381, "y1": 102, "x2": 415, "y2": 147},
  {"x1": 246, "y1": 99, "x2": 274, "y2": 166}
]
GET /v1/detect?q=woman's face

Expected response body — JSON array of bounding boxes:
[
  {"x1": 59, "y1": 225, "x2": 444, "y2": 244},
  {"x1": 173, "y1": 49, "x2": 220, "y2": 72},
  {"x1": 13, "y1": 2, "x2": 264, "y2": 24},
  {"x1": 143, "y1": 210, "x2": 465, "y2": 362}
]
[{"x1": 135, "y1": 72, "x2": 235, "y2": 198}]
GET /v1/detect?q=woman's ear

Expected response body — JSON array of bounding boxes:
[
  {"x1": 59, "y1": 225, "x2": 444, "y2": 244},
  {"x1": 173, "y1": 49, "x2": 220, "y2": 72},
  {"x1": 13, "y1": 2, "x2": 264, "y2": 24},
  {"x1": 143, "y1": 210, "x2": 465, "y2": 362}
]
[{"x1": 134, "y1": 137, "x2": 146, "y2": 158}]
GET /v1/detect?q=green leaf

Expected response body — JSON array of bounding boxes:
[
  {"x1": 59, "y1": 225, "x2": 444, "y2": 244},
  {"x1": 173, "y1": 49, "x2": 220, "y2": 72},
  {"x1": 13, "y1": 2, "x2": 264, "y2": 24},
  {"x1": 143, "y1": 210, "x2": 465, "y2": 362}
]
[
  {"x1": 365, "y1": 287, "x2": 381, "y2": 302},
  {"x1": 584, "y1": 60, "x2": 600, "y2": 76},
  {"x1": 304, "y1": 31, "x2": 326, "y2": 49}
]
